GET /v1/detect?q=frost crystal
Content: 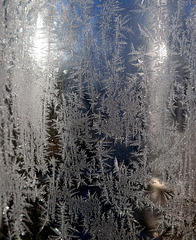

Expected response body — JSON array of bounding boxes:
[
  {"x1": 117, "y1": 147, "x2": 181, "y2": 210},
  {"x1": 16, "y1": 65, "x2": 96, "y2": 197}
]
[{"x1": 0, "y1": 0, "x2": 195, "y2": 239}]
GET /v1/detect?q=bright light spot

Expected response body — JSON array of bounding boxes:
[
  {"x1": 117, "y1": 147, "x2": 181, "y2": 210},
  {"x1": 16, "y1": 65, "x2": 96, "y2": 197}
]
[
  {"x1": 159, "y1": 43, "x2": 167, "y2": 61},
  {"x1": 32, "y1": 13, "x2": 49, "y2": 66},
  {"x1": 157, "y1": 0, "x2": 167, "y2": 6},
  {"x1": 36, "y1": 14, "x2": 44, "y2": 29}
]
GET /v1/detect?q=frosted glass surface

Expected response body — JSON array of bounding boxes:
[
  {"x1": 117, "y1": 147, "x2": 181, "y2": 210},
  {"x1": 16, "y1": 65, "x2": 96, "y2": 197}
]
[{"x1": 0, "y1": 0, "x2": 196, "y2": 239}]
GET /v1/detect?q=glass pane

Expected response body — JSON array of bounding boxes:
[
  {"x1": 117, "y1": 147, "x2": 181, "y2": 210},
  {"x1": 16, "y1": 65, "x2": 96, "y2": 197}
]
[{"x1": 0, "y1": 0, "x2": 195, "y2": 239}]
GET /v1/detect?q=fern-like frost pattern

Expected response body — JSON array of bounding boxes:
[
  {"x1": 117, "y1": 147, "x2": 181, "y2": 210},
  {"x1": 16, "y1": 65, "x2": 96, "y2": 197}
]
[{"x1": 0, "y1": 0, "x2": 196, "y2": 239}]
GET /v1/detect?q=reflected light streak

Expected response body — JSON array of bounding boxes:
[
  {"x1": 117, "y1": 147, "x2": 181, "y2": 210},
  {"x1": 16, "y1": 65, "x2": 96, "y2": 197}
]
[
  {"x1": 32, "y1": 13, "x2": 49, "y2": 67},
  {"x1": 159, "y1": 43, "x2": 167, "y2": 62}
]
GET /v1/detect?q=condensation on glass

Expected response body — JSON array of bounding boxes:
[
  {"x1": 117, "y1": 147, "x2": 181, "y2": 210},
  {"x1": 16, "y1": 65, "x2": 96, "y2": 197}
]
[{"x1": 0, "y1": 0, "x2": 196, "y2": 239}]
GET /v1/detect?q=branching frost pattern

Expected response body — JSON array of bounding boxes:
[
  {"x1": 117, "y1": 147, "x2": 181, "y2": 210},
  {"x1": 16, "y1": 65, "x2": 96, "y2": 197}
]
[{"x1": 0, "y1": 0, "x2": 196, "y2": 239}]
